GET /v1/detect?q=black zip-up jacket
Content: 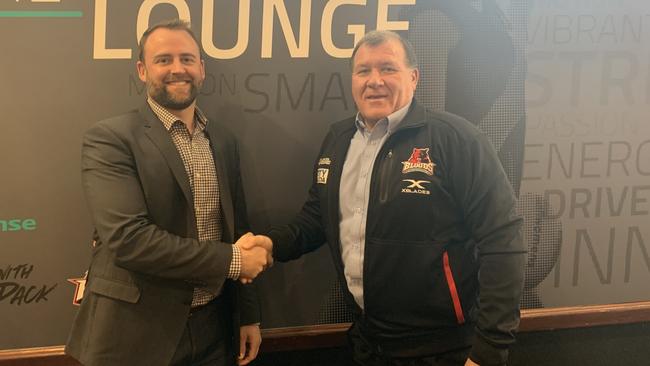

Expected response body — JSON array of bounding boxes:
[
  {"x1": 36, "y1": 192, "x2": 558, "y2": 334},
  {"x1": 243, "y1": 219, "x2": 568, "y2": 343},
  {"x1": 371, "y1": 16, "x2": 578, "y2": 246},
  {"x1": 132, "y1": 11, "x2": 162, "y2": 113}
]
[{"x1": 269, "y1": 101, "x2": 525, "y2": 365}]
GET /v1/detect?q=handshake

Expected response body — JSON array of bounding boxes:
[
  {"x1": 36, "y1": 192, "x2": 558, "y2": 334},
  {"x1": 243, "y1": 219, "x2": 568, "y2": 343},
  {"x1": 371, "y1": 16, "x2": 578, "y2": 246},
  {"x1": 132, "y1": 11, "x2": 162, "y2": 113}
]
[{"x1": 235, "y1": 232, "x2": 273, "y2": 284}]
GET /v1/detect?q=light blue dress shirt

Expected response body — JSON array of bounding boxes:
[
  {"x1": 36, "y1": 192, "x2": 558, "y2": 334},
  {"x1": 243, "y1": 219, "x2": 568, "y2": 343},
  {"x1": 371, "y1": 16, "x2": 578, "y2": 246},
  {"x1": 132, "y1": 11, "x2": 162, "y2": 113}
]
[{"x1": 339, "y1": 102, "x2": 412, "y2": 309}]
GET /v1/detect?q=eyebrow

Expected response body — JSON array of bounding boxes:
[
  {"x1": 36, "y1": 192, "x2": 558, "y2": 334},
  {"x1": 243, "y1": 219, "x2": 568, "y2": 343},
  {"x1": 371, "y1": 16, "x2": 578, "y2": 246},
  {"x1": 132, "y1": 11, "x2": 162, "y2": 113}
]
[
  {"x1": 354, "y1": 61, "x2": 397, "y2": 69},
  {"x1": 152, "y1": 53, "x2": 197, "y2": 60}
]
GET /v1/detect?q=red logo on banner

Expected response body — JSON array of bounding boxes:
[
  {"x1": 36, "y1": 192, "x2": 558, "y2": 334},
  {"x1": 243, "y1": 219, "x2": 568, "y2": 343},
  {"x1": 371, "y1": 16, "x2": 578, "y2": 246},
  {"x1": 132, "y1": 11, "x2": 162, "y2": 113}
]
[{"x1": 67, "y1": 271, "x2": 87, "y2": 306}]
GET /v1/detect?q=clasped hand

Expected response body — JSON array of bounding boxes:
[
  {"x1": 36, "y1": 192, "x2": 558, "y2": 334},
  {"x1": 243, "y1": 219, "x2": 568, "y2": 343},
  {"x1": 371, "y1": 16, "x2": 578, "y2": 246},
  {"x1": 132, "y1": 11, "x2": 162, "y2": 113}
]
[{"x1": 236, "y1": 232, "x2": 273, "y2": 284}]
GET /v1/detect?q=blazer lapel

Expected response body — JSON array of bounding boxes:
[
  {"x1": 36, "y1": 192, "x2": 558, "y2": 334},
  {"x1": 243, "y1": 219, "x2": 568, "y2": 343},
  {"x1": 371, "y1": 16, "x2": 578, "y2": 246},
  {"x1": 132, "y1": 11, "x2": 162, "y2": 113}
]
[
  {"x1": 139, "y1": 103, "x2": 195, "y2": 215},
  {"x1": 206, "y1": 123, "x2": 235, "y2": 241}
]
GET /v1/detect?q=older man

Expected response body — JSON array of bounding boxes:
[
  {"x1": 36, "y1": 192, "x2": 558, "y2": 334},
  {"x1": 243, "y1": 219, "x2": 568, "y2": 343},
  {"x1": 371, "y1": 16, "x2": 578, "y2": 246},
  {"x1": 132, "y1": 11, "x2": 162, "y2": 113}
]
[
  {"x1": 269, "y1": 30, "x2": 525, "y2": 366},
  {"x1": 66, "y1": 20, "x2": 271, "y2": 366}
]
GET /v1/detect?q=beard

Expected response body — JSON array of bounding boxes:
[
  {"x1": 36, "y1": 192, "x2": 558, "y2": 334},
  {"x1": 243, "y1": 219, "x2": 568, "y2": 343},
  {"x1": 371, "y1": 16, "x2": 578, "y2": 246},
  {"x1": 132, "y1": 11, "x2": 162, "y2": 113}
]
[{"x1": 148, "y1": 77, "x2": 201, "y2": 110}]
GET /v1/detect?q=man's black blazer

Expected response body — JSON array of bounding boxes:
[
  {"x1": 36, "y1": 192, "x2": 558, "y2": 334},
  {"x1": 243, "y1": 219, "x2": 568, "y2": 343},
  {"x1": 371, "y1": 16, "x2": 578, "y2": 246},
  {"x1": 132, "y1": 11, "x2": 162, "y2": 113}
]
[{"x1": 66, "y1": 102, "x2": 259, "y2": 366}]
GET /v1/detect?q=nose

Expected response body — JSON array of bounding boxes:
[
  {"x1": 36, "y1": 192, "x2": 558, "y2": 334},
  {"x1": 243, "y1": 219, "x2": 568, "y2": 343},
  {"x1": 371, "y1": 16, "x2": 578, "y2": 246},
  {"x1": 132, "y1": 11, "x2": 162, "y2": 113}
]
[
  {"x1": 367, "y1": 69, "x2": 384, "y2": 88},
  {"x1": 170, "y1": 58, "x2": 185, "y2": 74}
]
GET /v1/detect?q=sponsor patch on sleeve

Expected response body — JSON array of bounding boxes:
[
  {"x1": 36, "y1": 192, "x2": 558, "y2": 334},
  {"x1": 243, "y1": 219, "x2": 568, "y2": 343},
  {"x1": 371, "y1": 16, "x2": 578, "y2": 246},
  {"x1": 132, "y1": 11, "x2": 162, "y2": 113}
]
[{"x1": 317, "y1": 168, "x2": 329, "y2": 184}]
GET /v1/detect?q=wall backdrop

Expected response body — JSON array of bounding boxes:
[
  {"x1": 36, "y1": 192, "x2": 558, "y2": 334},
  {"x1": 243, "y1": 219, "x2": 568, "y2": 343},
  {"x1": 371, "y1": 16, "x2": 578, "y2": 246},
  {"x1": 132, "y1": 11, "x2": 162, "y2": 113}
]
[{"x1": 1, "y1": 0, "x2": 649, "y2": 350}]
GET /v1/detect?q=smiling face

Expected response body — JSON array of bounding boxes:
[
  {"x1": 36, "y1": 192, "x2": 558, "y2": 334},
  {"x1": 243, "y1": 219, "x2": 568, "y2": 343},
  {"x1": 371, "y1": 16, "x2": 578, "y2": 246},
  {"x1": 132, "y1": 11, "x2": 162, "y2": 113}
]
[
  {"x1": 136, "y1": 28, "x2": 205, "y2": 111},
  {"x1": 351, "y1": 38, "x2": 419, "y2": 127}
]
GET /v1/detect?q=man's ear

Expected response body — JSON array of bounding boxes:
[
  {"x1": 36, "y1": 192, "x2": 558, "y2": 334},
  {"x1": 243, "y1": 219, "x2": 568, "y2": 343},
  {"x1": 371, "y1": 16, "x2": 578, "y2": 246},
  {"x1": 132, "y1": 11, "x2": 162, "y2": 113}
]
[
  {"x1": 136, "y1": 61, "x2": 147, "y2": 82},
  {"x1": 411, "y1": 68, "x2": 420, "y2": 89}
]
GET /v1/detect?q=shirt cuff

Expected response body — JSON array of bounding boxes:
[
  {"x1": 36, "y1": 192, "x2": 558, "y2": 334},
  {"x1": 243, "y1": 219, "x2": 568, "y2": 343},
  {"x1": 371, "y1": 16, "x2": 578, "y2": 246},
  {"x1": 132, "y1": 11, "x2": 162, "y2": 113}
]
[{"x1": 228, "y1": 244, "x2": 242, "y2": 279}]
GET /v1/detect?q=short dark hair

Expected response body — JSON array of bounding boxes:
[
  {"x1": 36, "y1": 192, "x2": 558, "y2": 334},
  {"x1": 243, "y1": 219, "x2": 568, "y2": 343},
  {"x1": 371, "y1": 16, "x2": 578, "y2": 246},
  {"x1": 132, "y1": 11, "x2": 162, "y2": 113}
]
[
  {"x1": 138, "y1": 19, "x2": 200, "y2": 62},
  {"x1": 350, "y1": 30, "x2": 419, "y2": 70}
]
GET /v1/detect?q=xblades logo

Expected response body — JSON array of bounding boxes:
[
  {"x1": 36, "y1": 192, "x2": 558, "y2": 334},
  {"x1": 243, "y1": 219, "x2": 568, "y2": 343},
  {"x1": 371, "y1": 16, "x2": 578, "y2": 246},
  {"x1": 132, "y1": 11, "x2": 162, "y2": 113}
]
[
  {"x1": 401, "y1": 180, "x2": 431, "y2": 195},
  {"x1": 403, "y1": 179, "x2": 428, "y2": 189},
  {"x1": 0, "y1": 218, "x2": 37, "y2": 232}
]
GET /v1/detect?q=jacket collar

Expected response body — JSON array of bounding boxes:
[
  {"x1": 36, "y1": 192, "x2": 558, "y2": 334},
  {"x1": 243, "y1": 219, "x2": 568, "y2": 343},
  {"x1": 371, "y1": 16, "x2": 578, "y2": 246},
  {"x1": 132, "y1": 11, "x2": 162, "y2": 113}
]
[{"x1": 397, "y1": 99, "x2": 428, "y2": 130}]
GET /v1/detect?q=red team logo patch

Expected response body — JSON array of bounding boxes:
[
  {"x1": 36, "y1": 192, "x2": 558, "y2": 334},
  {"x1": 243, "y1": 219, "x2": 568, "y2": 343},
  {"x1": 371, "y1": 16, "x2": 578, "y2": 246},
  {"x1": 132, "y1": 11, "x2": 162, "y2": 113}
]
[
  {"x1": 402, "y1": 148, "x2": 435, "y2": 176},
  {"x1": 68, "y1": 271, "x2": 87, "y2": 306},
  {"x1": 68, "y1": 240, "x2": 95, "y2": 306}
]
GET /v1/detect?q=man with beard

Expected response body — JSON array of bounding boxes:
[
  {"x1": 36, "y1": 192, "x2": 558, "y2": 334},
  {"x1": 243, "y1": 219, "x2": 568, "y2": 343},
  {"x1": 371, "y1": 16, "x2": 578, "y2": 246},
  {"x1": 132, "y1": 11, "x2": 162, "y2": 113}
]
[{"x1": 66, "y1": 20, "x2": 271, "y2": 366}]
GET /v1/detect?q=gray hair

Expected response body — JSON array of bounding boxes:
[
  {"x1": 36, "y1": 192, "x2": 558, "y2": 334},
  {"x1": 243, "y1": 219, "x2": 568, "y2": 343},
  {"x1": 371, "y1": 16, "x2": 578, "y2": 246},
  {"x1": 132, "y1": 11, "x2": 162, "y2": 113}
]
[
  {"x1": 138, "y1": 19, "x2": 200, "y2": 62},
  {"x1": 350, "y1": 30, "x2": 419, "y2": 70}
]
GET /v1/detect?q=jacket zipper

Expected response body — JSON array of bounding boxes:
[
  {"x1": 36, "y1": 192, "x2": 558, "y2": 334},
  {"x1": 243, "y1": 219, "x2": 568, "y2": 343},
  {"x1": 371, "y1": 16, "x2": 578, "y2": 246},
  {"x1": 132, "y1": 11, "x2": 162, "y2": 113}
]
[
  {"x1": 442, "y1": 251, "x2": 466, "y2": 324},
  {"x1": 362, "y1": 148, "x2": 393, "y2": 313},
  {"x1": 363, "y1": 122, "x2": 423, "y2": 312}
]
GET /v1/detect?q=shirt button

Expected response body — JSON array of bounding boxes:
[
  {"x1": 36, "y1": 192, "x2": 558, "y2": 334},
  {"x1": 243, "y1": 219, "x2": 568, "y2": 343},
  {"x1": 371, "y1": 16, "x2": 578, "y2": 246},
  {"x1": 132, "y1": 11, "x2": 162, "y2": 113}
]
[{"x1": 355, "y1": 208, "x2": 362, "y2": 214}]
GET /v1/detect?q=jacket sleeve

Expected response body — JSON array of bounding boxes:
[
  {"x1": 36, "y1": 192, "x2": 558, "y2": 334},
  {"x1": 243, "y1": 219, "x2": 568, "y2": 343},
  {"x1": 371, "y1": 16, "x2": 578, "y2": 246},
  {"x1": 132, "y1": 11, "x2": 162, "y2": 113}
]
[
  {"x1": 81, "y1": 122, "x2": 233, "y2": 287},
  {"x1": 450, "y1": 131, "x2": 526, "y2": 366},
  {"x1": 266, "y1": 131, "x2": 333, "y2": 262}
]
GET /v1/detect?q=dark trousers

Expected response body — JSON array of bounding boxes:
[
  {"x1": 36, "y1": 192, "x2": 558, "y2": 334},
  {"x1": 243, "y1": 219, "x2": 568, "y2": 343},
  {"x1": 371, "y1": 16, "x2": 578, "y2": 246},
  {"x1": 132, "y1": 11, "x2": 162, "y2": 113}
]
[
  {"x1": 170, "y1": 296, "x2": 235, "y2": 366},
  {"x1": 347, "y1": 323, "x2": 471, "y2": 366}
]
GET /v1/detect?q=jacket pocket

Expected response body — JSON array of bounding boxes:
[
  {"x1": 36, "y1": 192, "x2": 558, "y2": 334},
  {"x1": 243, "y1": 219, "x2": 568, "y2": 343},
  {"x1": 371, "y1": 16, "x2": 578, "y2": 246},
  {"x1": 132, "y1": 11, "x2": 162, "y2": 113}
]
[
  {"x1": 363, "y1": 238, "x2": 464, "y2": 333},
  {"x1": 442, "y1": 251, "x2": 465, "y2": 324},
  {"x1": 378, "y1": 150, "x2": 394, "y2": 204},
  {"x1": 87, "y1": 276, "x2": 141, "y2": 304}
]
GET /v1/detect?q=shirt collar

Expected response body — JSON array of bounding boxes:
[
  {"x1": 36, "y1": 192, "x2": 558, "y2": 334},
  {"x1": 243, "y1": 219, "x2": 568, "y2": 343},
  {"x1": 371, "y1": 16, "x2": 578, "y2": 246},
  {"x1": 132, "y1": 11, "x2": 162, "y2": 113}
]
[
  {"x1": 354, "y1": 99, "x2": 412, "y2": 134},
  {"x1": 146, "y1": 97, "x2": 208, "y2": 131}
]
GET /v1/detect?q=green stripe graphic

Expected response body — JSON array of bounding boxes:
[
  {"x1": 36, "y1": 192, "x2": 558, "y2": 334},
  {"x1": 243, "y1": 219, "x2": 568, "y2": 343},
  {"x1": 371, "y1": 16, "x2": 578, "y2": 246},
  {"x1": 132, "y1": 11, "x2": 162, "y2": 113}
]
[{"x1": 0, "y1": 11, "x2": 83, "y2": 18}]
